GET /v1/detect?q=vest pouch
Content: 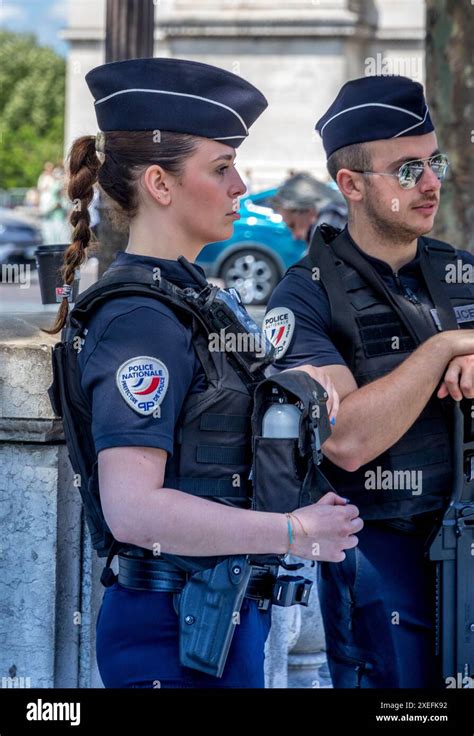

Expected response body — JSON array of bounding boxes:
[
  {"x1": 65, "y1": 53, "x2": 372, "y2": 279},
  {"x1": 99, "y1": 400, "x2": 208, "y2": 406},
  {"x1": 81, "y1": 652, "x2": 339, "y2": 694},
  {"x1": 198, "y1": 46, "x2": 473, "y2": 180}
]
[
  {"x1": 251, "y1": 370, "x2": 335, "y2": 515},
  {"x1": 252, "y1": 436, "x2": 304, "y2": 513}
]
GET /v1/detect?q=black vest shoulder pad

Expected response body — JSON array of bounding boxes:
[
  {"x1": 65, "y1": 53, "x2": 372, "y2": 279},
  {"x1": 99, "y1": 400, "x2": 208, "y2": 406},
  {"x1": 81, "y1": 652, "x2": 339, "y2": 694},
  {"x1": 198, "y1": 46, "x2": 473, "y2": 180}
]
[{"x1": 68, "y1": 265, "x2": 193, "y2": 334}]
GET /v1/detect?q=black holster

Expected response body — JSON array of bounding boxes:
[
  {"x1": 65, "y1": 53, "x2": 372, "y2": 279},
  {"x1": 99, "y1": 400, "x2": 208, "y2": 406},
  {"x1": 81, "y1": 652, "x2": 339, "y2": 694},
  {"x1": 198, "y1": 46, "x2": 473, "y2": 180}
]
[{"x1": 177, "y1": 555, "x2": 252, "y2": 678}]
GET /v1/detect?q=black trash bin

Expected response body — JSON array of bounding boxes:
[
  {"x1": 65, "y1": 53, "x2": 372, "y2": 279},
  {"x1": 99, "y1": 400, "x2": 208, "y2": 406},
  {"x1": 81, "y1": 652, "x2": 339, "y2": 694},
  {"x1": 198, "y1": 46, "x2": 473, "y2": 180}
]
[{"x1": 35, "y1": 244, "x2": 80, "y2": 305}]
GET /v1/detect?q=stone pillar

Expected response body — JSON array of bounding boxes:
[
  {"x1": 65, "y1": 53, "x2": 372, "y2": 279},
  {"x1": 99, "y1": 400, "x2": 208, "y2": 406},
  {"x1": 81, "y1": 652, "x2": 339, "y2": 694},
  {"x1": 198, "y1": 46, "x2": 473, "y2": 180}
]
[
  {"x1": 0, "y1": 313, "x2": 103, "y2": 688},
  {"x1": 264, "y1": 558, "x2": 331, "y2": 689},
  {"x1": 287, "y1": 560, "x2": 331, "y2": 688},
  {"x1": 264, "y1": 602, "x2": 301, "y2": 688}
]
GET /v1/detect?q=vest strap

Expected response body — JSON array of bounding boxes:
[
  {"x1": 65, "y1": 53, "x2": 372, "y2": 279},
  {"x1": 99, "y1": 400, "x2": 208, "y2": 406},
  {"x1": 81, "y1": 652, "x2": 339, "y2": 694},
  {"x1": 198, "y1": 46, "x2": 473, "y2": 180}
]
[
  {"x1": 297, "y1": 227, "x2": 358, "y2": 366},
  {"x1": 164, "y1": 476, "x2": 250, "y2": 497},
  {"x1": 200, "y1": 414, "x2": 249, "y2": 432},
  {"x1": 100, "y1": 539, "x2": 123, "y2": 587},
  {"x1": 331, "y1": 235, "x2": 429, "y2": 345},
  {"x1": 419, "y1": 241, "x2": 459, "y2": 331},
  {"x1": 196, "y1": 445, "x2": 248, "y2": 465}
]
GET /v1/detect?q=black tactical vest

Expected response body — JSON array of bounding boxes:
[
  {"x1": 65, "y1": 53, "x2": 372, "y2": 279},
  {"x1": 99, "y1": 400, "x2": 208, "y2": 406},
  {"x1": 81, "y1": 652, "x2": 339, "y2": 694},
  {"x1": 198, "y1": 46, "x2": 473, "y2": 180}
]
[
  {"x1": 48, "y1": 264, "x2": 262, "y2": 571},
  {"x1": 162, "y1": 331, "x2": 253, "y2": 507},
  {"x1": 292, "y1": 226, "x2": 474, "y2": 521}
]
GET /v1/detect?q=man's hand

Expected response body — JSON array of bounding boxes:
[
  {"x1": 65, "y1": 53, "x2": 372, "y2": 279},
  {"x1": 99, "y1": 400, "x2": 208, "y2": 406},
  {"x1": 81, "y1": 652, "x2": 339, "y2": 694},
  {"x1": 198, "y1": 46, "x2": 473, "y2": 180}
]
[
  {"x1": 283, "y1": 364, "x2": 340, "y2": 422},
  {"x1": 437, "y1": 354, "x2": 474, "y2": 400}
]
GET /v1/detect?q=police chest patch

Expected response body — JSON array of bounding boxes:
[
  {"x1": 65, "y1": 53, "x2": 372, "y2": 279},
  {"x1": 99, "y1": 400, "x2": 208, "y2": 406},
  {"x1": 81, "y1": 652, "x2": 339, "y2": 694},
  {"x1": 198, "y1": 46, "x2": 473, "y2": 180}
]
[
  {"x1": 263, "y1": 308, "x2": 295, "y2": 359},
  {"x1": 430, "y1": 304, "x2": 474, "y2": 331},
  {"x1": 116, "y1": 356, "x2": 169, "y2": 416}
]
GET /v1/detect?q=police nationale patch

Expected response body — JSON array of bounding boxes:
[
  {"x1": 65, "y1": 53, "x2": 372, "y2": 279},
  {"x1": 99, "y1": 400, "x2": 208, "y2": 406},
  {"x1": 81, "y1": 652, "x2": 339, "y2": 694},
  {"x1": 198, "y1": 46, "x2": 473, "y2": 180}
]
[
  {"x1": 116, "y1": 356, "x2": 169, "y2": 416},
  {"x1": 263, "y1": 308, "x2": 295, "y2": 359}
]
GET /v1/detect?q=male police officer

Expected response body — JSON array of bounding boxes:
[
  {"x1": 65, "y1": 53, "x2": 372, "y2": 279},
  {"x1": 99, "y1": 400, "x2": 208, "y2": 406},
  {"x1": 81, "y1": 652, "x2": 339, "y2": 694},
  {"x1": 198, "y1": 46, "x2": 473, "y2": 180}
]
[
  {"x1": 273, "y1": 172, "x2": 347, "y2": 242},
  {"x1": 264, "y1": 75, "x2": 474, "y2": 688}
]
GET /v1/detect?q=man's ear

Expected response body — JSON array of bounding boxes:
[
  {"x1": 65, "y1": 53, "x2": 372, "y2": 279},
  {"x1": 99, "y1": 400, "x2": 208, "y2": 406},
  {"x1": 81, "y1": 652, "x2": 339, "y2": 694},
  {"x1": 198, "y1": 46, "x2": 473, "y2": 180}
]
[
  {"x1": 336, "y1": 168, "x2": 364, "y2": 203},
  {"x1": 141, "y1": 164, "x2": 173, "y2": 206}
]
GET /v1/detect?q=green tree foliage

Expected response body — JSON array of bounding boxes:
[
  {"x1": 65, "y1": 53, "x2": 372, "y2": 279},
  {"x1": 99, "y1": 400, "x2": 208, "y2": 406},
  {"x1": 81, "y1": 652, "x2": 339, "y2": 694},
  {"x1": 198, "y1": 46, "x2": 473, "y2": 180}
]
[
  {"x1": 426, "y1": 0, "x2": 473, "y2": 250},
  {"x1": 0, "y1": 30, "x2": 65, "y2": 189}
]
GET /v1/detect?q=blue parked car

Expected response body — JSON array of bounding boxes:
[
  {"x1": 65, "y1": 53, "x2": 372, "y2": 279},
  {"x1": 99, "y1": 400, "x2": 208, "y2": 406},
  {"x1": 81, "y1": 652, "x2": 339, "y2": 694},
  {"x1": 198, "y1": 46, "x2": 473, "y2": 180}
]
[
  {"x1": 197, "y1": 185, "x2": 345, "y2": 305},
  {"x1": 196, "y1": 188, "x2": 308, "y2": 305}
]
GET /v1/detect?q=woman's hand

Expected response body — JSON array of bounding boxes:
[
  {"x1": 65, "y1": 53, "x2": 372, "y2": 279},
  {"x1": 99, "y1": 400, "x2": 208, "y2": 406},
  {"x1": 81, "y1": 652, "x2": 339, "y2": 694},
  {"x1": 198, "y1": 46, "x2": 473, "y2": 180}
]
[
  {"x1": 289, "y1": 492, "x2": 363, "y2": 562},
  {"x1": 282, "y1": 364, "x2": 340, "y2": 422}
]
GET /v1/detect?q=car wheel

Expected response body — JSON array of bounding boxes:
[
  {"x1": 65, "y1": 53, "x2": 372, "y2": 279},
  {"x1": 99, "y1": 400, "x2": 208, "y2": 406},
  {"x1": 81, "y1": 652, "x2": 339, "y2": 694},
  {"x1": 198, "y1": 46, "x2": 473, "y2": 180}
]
[{"x1": 219, "y1": 249, "x2": 280, "y2": 305}]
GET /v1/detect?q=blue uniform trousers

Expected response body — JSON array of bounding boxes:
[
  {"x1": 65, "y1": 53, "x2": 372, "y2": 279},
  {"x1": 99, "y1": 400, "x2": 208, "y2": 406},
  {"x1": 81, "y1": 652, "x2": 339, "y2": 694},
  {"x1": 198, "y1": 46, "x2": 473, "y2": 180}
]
[
  {"x1": 318, "y1": 523, "x2": 440, "y2": 688},
  {"x1": 96, "y1": 582, "x2": 272, "y2": 688}
]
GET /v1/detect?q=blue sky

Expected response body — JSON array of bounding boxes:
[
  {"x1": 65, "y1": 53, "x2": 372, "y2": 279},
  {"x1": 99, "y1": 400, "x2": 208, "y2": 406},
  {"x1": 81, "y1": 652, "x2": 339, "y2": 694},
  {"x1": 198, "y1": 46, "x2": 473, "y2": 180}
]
[{"x1": 0, "y1": 0, "x2": 68, "y2": 56}]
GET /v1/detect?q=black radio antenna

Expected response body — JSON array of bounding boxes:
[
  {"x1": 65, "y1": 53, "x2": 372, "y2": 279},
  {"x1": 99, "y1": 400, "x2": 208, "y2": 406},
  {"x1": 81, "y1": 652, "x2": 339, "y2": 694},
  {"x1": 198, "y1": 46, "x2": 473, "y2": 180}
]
[{"x1": 178, "y1": 255, "x2": 210, "y2": 289}]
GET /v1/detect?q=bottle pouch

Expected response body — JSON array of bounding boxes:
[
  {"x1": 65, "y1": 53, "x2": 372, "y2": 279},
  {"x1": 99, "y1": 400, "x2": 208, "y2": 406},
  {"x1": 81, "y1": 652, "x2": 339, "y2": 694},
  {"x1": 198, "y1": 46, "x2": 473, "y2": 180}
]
[{"x1": 251, "y1": 370, "x2": 335, "y2": 514}]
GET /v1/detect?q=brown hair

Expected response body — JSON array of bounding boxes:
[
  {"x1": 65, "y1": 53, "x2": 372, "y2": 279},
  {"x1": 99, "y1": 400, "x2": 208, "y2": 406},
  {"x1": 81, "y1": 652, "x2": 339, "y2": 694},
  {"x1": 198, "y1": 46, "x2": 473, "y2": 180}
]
[
  {"x1": 327, "y1": 142, "x2": 371, "y2": 182},
  {"x1": 42, "y1": 130, "x2": 200, "y2": 335}
]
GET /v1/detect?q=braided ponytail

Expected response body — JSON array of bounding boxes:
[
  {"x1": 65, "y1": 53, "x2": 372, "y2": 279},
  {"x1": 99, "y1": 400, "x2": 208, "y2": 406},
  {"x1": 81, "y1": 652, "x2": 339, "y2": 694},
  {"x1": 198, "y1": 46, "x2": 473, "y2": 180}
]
[
  {"x1": 42, "y1": 135, "x2": 101, "y2": 335},
  {"x1": 43, "y1": 129, "x2": 200, "y2": 335}
]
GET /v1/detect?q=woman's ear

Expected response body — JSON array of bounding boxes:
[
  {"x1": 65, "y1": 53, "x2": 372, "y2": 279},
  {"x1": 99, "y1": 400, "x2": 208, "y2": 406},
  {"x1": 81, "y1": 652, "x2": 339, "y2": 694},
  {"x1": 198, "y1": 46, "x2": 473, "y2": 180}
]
[
  {"x1": 141, "y1": 164, "x2": 173, "y2": 206},
  {"x1": 336, "y1": 168, "x2": 364, "y2": 203}
]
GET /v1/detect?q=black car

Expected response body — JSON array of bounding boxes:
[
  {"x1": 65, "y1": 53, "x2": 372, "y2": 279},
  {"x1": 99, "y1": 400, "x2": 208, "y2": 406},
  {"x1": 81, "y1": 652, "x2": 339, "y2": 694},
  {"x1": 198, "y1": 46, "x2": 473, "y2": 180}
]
[{"x1": 0, "y1": 208, "x2": 42, "y2": 270}]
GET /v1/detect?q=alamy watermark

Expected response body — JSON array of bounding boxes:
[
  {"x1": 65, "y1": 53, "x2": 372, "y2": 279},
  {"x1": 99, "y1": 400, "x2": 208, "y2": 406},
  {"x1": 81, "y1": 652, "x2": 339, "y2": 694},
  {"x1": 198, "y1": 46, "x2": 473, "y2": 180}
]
[
  {"x1": 445, "y1": 673, "x2": 474, "y2": 688},
  {"x1": 364, "y1": 53, "x2": 422, "y2": 81},
  {"x1": 1, "y1": 263, "x2": 31, "y2": 288},
  {"x1": 26, "y1": 699, "x2": 80, "y2": 726},
  {"x1": 445, "y1": 259, "x2": 474, "y2": 284},
  {"x1": 208, "y1": 328, "x2": 266, "y2": 357},
  {"x1": 365, "y1": 467, "x2": 422, "y2": 496},
  {"x1": 2, "y1": 675, "x2": 31, "y2": 688}
]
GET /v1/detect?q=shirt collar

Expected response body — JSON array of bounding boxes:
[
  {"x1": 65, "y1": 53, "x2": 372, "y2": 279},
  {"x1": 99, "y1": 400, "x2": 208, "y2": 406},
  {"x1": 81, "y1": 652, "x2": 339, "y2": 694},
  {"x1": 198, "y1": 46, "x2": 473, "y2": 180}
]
[
  {"x1": 343, "y1": 226, "x2": 421, "y2": 276},
  {"x1": 110, "y1": 250, "x2": 207, "y2": 289}
]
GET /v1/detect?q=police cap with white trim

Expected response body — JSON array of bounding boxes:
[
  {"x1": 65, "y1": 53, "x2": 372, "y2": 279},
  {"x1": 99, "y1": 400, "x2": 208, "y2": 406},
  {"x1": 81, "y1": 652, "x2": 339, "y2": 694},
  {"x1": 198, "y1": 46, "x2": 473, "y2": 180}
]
[
  {"x1": 315, "y1": 75, "x2": 434, "y2": 158},
  {"x1": 85, "y1": 57, "x2": 267, "y2": 148}
]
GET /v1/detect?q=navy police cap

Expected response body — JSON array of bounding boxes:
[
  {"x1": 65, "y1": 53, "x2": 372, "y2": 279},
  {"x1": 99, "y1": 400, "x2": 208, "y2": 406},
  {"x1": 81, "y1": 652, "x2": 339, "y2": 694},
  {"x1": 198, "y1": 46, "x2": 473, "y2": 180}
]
[
  {"x1": 85, "y1": 57, "x2": 268, "y2": 148},
  {"x1": 315, "y1": 75, "x2": 434, "y2": 158}
]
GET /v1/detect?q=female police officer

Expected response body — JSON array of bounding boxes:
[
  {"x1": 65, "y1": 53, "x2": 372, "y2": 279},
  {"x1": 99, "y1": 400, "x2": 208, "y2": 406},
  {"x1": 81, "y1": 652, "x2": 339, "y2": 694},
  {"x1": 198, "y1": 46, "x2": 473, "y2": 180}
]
[{"x1": 43, "y1": 57, "x2": 362, "y2": 688}]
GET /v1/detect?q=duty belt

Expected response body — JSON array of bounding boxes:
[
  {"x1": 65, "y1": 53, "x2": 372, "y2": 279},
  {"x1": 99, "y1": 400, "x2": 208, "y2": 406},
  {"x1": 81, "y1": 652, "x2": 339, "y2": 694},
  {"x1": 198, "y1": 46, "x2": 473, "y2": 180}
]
[{"x1": 117, "y1": 553, "x2": 312, "y2": 610}]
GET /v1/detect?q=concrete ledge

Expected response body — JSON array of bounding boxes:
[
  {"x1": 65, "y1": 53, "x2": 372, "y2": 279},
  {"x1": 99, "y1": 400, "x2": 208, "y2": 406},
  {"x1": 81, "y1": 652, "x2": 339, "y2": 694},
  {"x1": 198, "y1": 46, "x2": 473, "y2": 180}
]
[{"x1": 0, "y1": 314, "x2": 63, "y2": 442}]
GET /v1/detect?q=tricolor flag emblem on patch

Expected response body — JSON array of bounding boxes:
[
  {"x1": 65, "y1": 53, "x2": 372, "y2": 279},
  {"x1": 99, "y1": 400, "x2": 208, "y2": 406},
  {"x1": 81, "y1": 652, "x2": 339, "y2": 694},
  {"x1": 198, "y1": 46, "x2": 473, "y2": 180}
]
[
  {"x1": 262, "y1": 308, "x2": 295, "y2": 359},
  {"x1": 116, "y1": 356, "x2": 169, "y2": 416}
]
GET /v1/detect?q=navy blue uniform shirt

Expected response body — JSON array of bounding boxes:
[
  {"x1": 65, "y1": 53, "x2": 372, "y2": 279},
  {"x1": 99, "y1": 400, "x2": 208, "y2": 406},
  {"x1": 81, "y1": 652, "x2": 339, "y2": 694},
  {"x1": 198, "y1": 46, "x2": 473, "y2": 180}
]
[
  {"x1": 266, "y1": 227, "x2": 474, "y2": 370},
  {"x1": 77, "y1": 252, "x2": 207, "y2": 456}
]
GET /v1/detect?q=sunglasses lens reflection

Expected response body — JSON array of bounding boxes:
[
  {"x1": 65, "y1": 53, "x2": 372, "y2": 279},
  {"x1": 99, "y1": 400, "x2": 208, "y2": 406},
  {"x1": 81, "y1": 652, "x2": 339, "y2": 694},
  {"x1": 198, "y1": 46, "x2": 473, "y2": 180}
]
[
  {"x1": 399, "y1": 165, "x2": 419, "y2": 189},
  {"x1": 431, "y1": 155, "x2": 449, "y2": 181},
  {"x1": 399, "y1": 155, "x2": 449, "y2": 188}
]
